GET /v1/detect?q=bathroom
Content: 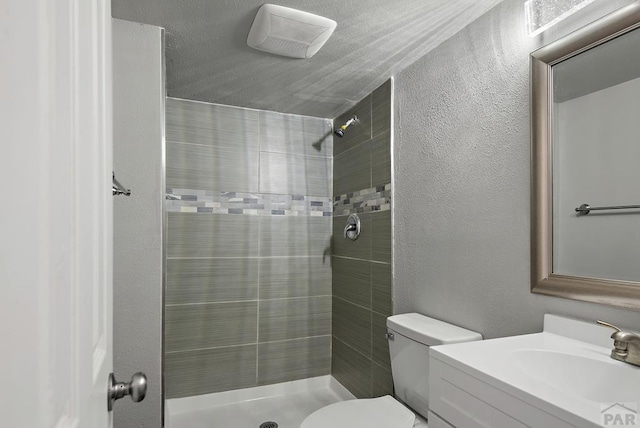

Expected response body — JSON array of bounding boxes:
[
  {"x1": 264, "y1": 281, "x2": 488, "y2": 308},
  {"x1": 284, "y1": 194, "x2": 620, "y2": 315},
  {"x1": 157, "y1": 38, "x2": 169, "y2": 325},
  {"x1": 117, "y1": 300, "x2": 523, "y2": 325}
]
[{"x1": 4, "y1": 0, "x2": 640, "y2": 427}]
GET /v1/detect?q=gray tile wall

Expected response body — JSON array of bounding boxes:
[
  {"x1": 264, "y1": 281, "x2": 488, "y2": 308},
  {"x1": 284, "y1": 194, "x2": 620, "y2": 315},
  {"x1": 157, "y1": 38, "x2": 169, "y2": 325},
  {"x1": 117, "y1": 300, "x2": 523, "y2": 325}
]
[
  {"x1": 331, "y1": 79, "x2": 394, "y2": 398},
  {"x1": 165, "y1": 98, "x2": 333, "y2": 398}
]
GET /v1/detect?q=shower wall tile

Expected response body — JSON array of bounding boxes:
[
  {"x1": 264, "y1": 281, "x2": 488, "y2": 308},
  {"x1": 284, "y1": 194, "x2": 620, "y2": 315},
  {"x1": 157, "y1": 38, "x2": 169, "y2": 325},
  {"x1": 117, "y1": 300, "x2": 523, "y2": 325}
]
[
  {"x1": 258, "y1": 296, "x2": 331, "y2": 343},
  {"x1": 332, "y1": 212, "x2": 372, "y2": 260},
  {"x1": 371, "y1": 130, "x2": 391, "y2": 186},
  {"x1": 166, "y1": 189, "x2": 332, "y2": 217},
  {"x1": 371, "y1": 262, "x2": 392, "y2": 316},
  {"x1": 166, "y1": 98, "x2": 335, "y2": 396},
  {"x1": 166, "y1": 258, "x2": 259, "y2": 304},
  {"x1": 331, "y1": 79, "x2": 393, "y2": 399},
  {"x1": 259, "y1": 111, "x2": 333, "y2": 157},
  {"x1": 372, "y1": 362, "x2": 394, "y2": 397},
  {"x1": 167, "y1": 142, "x2": 259, "y2": 193},
  {"x1": 164, "y1": 345, "x2": 257, "y2": 398},
  {"x1": 332, "y1": 257, "x2": 371, "y2": 309},
  {"x1": 333, "y1": 142, "x2": 371, "y2": 196},
  {"x1": 372, "y1": 80, "x2": 392, "y2": 138},
  {"x1": 372, "y1": 311, "x2": 391, "y2": 368},
  {"x1": 257, "y1": 335, "x2": 331, "y2": 385},
  {"x1": 259, "y1": 151, "x2": 331, "y2": 197},
  {"x1": 165, "y1": 301, "x2": 258, "y2": 352},
  {"x1": 167, "y1": 212, "x2": 259, "y2": 258},
  {"x1": 333, "y1": 96, "x2": 372, "y2": 157},
  {"x1": 333, "y1": 184, "x2": 391, "y2": 217},
  {"x1": 258, "y1": 257, "x2": 331, "y2": 299},
  {"x1": 332, "y1": 297, "x2": 371, "y2": 358},
  {"x1": 332, "y1": 337, "x2": 372, "y2": 399},
  {"x1": 371, "y1": 210, "x2": 392, "y2": 264},
  {"x1": 259, "y1": 216, "x2": 331, "y2": 257},
  {"x1": 166, "y1": 97, "x2": 259, "y2": 150}
]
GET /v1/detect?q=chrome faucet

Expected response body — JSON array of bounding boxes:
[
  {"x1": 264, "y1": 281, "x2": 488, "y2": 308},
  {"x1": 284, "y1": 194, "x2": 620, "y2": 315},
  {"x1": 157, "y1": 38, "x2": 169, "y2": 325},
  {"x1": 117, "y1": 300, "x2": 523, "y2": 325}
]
[{"x1": 597, "y1": 320, "x2": 640, "y2": 367}]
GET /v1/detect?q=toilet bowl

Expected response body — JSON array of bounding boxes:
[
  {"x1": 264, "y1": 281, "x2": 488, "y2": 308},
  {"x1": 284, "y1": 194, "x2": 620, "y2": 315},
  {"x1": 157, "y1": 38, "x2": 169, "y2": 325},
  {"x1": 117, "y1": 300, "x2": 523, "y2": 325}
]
[
  {"x1": 300, "y1": 395, "x2": 414, "y2": 428},
  {"x1": 301, "y1": 313, "x2": 482, "y2": 427}
]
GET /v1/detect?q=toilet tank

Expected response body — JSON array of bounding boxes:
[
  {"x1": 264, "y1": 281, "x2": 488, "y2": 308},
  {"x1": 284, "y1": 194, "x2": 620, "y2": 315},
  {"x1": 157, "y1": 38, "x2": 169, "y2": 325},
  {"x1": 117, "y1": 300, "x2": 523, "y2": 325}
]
[{"x1": 387, "y1": 313, "x2": 482, "y2": 418}]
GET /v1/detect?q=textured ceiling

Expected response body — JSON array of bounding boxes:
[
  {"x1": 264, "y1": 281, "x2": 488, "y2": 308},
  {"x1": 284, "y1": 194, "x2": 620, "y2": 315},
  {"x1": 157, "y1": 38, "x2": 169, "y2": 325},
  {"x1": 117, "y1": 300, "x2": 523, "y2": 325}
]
[{"x1": 112, "y1": 0, "x2": 503, "y2": 118}]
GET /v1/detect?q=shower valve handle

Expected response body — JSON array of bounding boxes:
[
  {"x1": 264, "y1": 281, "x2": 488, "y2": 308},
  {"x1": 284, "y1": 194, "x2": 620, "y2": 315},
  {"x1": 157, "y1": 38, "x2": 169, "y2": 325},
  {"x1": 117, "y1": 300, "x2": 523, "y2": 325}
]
[
  {"x1": 343, "y1": 214, "x2": 361, "y2": 241},
  {"x1": 344, "y1": 224, "x2": 357, "y2": 237}
]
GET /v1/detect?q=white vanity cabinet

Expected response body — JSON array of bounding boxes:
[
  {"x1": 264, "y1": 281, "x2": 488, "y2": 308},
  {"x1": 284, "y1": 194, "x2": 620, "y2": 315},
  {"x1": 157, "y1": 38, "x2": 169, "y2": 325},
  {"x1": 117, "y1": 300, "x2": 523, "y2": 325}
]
[
  {"x1": 428, "y1": 355, "x2": 577, "y2": 428},
  {"x1": 426, "y1": 315, "x2": 638, "y2": 428},
  {"x1": 426, "y1": 410, "x2": 454, "y2": 428}
]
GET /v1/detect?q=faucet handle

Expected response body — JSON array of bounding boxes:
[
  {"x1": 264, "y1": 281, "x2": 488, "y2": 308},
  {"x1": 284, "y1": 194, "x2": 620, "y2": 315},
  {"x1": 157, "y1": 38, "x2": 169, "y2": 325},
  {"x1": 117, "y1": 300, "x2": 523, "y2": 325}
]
[
  {"x1": 597, "y1": 320, "x2": 628, "y2": 344},
  {"x1": 598, "y1": 320, "x2": 630, "y2": 360},
  {"x1": 597, "y1": 320, "x2": 622, "y2": 332},
  {"x1": 598, "y1": 320, "x2": 640, "y2": 366}
]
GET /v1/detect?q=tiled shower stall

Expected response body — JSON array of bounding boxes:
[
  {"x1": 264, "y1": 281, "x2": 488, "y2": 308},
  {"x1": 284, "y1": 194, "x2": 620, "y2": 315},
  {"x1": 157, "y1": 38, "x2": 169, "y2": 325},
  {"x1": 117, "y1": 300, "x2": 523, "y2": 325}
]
[
  {"x1": 163, "y1": 80, "x2": 393, "y2": 400},
  {"x1": 331, "y1": 80, "x2": 393, "y2": 398}
]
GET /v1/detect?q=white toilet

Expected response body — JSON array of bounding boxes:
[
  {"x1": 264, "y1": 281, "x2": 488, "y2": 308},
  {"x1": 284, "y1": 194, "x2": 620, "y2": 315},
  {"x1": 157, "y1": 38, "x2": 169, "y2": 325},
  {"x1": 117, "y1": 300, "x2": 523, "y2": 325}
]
[{"x1": 301, "y1": 313, "x2": 482, "y2": 428}]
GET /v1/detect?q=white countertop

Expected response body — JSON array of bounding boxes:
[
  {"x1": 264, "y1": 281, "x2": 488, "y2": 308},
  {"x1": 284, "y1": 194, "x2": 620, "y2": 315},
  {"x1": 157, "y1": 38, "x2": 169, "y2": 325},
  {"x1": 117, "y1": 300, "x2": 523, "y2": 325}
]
[{"x1": 430, "y1": 315, "x2": 640, "y2": 427}]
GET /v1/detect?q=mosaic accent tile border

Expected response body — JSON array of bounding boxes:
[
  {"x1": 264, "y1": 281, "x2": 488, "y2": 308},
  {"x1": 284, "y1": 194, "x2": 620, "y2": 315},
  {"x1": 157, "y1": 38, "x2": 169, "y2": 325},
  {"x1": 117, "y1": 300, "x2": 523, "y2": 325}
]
[
  {"x1": 166, "y1": 188, "x2": 332, "y2": 217},
  {"x1": 333, "y1": 183, "x2": 392, "y2": 217}
]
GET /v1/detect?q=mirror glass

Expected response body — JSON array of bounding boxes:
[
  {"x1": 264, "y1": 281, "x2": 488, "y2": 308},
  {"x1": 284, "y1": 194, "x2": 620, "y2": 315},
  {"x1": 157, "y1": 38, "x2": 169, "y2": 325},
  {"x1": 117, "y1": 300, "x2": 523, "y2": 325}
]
[{"x1": 551, "y1": 27, "x2": 640, "y2": 283}]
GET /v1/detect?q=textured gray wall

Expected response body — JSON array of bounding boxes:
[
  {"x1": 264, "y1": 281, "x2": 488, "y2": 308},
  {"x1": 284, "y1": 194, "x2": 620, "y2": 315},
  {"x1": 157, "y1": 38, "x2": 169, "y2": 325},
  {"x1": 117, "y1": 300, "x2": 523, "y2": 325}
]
[
  {"x1": 393, "y1": 0, "x2": 640, "y2": 339},
  {"x1": 113, "y1": 19, "x2": 164, "y2": 428}
]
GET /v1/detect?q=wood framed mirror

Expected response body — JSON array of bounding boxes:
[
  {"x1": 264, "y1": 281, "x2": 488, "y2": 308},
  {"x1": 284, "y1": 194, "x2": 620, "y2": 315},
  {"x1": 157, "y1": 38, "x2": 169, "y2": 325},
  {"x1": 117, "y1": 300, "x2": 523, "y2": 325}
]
[{"x1": 531, "y1": 1, "x2": 640, "y2": 309}]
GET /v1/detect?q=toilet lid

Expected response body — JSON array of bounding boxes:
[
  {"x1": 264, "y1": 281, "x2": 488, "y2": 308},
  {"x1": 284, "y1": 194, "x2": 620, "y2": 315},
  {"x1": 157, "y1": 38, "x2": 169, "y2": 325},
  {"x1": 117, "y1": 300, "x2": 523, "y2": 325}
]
[{"x1": 301, "y1": 395, "x2": 415, "y2": 428}]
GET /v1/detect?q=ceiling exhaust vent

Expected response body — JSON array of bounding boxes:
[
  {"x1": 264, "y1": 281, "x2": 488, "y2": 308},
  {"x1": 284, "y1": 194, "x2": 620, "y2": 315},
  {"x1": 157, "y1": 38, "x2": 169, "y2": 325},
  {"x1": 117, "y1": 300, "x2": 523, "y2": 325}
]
[{"x1": 247, "y1": 4, "x2": 337, "y2": 59}]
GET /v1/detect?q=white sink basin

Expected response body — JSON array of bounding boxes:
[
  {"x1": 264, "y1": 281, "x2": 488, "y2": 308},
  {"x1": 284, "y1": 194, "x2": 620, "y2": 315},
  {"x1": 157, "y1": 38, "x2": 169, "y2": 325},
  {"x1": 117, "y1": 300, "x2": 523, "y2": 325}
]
[
  {"x1": 429, "y1": 315, "x2": 640, "y2": 427},
  {"x1": 511, "y1": 348, "x2": 640, "y2": 403}
]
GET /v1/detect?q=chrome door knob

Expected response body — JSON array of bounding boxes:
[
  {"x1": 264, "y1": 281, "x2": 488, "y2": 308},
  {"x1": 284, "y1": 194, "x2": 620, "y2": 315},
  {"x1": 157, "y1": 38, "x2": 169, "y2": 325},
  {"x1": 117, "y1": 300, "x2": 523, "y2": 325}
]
[{"x1": 108, "y1": 372, "x2": 147, "y2": 411}]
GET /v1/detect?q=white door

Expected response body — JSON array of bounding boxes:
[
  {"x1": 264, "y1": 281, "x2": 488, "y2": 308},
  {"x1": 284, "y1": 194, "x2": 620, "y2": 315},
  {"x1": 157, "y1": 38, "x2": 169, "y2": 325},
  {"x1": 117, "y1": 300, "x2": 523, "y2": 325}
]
[{"x1": 0, "y1": 0, "x2": 113, "y2": 427}]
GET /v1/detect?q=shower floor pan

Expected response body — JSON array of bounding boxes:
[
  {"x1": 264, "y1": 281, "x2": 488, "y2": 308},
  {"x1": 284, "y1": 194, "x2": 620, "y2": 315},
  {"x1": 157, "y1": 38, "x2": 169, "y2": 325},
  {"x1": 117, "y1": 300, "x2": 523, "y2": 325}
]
[{"x1": 165, "y1": 376, "x2": 354, "y2": 428}]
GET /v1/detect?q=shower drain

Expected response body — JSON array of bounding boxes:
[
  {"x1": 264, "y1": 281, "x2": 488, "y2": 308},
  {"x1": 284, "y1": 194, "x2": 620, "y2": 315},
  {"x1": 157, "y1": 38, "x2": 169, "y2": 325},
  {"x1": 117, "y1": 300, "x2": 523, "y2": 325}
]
[{"x1": 259, "y1": 422, "x2": 278, "y2": 428}]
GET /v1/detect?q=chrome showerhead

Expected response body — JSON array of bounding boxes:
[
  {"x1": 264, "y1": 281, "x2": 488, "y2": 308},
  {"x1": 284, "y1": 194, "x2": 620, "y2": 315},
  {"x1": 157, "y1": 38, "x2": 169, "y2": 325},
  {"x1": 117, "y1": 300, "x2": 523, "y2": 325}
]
[{"x1": 334, "y1": 115, "x2": 359, "y2": 138}]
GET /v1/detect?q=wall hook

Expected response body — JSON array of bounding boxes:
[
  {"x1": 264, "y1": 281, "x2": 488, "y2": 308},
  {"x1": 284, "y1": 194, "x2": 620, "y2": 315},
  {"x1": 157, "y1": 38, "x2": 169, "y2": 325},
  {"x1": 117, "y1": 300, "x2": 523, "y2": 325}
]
[{"x1": 112, "y1": 172, "x2": 131, "y2": 196}]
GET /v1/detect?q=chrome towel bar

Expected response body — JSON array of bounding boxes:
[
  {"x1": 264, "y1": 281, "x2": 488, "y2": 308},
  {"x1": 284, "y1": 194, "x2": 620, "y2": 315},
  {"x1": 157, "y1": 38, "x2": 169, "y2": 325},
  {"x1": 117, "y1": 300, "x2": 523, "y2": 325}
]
[{"x1": 575, "y1": 203, "x2": 640, "y2": 216}]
